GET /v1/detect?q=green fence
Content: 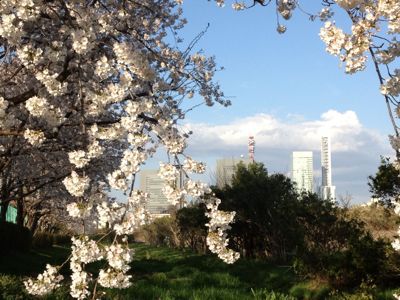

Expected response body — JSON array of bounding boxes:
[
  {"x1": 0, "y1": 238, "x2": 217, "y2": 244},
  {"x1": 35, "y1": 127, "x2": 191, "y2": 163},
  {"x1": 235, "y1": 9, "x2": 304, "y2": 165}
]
[{"x1": 0, "y1": 205, "x2": 17, "y2": 224}]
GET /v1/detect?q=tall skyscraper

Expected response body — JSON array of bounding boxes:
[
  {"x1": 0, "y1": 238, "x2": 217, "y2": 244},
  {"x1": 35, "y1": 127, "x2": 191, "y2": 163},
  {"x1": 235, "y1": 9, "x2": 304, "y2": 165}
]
[
  {"x1": 291, "y1": 151, "x2": 313, "y2": 193},
  {"x1": 320, "y1": 136, "x2": 336, "y2": 202},
  {"x1": 216, "y1": 157, "x2": 251, "y2": 188}
]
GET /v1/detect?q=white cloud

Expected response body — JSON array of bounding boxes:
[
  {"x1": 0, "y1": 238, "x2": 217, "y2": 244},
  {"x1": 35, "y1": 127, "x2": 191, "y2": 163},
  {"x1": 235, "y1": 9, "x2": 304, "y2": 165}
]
[
  {"x1": 182, "y1": 110, "x2": 392, "y2": 203},
  {"x1": 184, "y1": 110, "x2": 384, "y2": 153}
]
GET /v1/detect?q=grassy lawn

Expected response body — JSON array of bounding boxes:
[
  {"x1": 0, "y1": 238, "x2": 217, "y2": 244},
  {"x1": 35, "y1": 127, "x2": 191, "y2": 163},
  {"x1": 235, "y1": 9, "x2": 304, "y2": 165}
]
[{"x1": 0, "y1": 243, "x2": 396, "y2": 299}]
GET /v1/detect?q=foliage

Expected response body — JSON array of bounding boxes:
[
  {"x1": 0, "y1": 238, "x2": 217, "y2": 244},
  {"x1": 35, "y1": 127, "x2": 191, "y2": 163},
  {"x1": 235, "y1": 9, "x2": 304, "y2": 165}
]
[
  {"x1": 345, "y1": 203, "x2": 400, "y2": 241},
  {"x1": 295, "y1": 193, "x2": 391, "y2": 287},
  {"x1": 176, "y1": 204, "x2": 208, "y2": 252},
  {"x1": 213, "y1": 163, "x2": 397, "y2": 287},
  {"x1": 0, "y1": 222, "x2": 32, "y2": 254},
  {"x1": 215, "y1": 162, "x2": 301, "y2": 260},
  {"x1": 1, "y1": 243, "x2": 398, "y2": 299},
  {"x1": 0, "y1": 275, "x2": 31, "y2": 300},
  {"x1": 368, "y1": 157, "x2": 400, "y2": 204},
  {"x1": 141, "y1": 216, "x2": 180, "y2": 248}
]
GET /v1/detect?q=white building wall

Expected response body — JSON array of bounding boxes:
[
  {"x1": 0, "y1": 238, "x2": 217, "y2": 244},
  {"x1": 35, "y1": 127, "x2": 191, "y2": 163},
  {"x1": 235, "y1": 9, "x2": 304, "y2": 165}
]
[
  {"x1": 291, "y1": 151, "x2": 313, "y2": 193},
  {"x1": 140, "y1": 170, "x2": 171, "y2": 214},
  {"x1": 320, "y1": 136, "x2": 336, "y2": 202}
]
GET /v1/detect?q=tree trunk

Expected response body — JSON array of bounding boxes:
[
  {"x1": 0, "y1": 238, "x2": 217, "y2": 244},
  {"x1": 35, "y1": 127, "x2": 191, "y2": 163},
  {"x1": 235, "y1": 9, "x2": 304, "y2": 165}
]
[
  {"x1": 29, "y1": 213, "x2": 40, "y2": 235},
  {"x1": 0, "y1": 201, "x2": 8, "y2": 223},
  {"x1": 16, "y1": 186, "x2": 24, "y2": 227}
]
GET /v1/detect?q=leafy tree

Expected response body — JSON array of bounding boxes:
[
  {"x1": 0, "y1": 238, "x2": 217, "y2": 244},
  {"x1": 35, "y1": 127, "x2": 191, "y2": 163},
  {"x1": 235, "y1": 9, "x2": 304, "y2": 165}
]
[
  {"x1": 215, "y1": 162, "x2": 302, "y2": 261},
  {"x1": 368, "y1": 156, "x2": 400, "y2": 204},
  {"x1": 176, "y1": 204, "x2": 208, "y2": 252}
]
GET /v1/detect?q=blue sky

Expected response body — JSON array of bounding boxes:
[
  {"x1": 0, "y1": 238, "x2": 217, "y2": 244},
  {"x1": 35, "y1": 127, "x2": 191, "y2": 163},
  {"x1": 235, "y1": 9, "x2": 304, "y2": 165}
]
[
  {"x1": 163, "y1": 2, "x2": 395, "y2": 203},
  {"x1": 179, "y1": 2, "x2": 389, "y2": 130}
]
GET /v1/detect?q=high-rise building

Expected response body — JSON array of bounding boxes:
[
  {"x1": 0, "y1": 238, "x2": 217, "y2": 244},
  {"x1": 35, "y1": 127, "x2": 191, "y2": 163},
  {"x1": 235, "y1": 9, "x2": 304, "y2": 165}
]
[
  {"x1": 216, "y1": 157, "x2": 251, "y2": 188},
  {"x1": 291, "y1": 151, "x2": 313, "y2": 193},
  {"x1": 140, "y1": 169, "x2": 184, "y2": 215},
  {"x1": 320, "y1": 136, "x2": 336, "y2": 202}
]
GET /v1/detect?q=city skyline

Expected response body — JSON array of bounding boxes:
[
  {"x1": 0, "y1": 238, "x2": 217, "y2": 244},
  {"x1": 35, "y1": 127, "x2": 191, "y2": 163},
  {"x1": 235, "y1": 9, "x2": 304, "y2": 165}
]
[{"x1": 176, "y1": 2, "x2": 393, "y2": 204}]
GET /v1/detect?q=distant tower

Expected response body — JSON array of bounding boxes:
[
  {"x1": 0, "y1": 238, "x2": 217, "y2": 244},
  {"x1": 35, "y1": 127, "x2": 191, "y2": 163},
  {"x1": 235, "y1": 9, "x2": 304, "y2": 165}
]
[
  {"x1": 248, "y1": 136, "x2": 255, "y2": 162},
  {"x1": 291, "y1": 151, "x2": 313, "y2": 193},
  {"x1": 320, "y1": 136, "x2": 336, "y2": 202}
]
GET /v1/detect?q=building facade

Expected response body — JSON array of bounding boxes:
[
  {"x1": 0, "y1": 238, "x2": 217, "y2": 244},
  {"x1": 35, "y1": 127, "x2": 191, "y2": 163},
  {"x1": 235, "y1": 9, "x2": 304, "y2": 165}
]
[
  {"x1": 216, "y1": 158, "x2": 252, "y2": 188},
  {"x1": 291, "y1": 151, "x2": 313, "y2": 193},
  {"x1": 320, "y1": 136, "x2": 336, "y2": 201},
  {"x1": 140, "y1": 170, "x2": 171, "y2": 215}
]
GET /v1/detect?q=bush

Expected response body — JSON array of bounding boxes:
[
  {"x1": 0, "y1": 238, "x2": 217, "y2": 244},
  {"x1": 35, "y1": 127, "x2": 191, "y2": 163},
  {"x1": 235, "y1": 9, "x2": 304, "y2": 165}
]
[
  {"x1": 0, "y1": 275, "x2": 32, "y2": 300},
  {"x1": 141, "y1": 216, "x2": 179, "y2": 247},
  {"x1": 295, "y1": 194, "x2": 391, "y2": 287},
  {"x1": 0, "y1": 222, "x2": 32, "y2": 254},
  {"x1": 176, "y1": 204, "x2": 208, "y2": 252}
]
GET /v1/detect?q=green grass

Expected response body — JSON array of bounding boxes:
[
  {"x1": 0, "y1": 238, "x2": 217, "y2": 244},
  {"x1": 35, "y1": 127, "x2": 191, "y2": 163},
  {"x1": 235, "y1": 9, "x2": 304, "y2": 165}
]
[{"x1": 0, "y1": 243, "x2": 397, "y2": 299}]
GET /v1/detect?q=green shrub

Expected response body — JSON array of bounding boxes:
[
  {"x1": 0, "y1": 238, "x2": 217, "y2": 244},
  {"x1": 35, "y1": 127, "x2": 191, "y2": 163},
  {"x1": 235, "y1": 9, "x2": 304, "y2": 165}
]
[
  {"x1": 0, "y1": 275, "x2": 32, "y2": 300},
  {"x1": 0, "y1": 222, "x2": 32, "y2": 253},
  {"x1": 295, "y1": 194, "x2": 391, "y2": 288}
]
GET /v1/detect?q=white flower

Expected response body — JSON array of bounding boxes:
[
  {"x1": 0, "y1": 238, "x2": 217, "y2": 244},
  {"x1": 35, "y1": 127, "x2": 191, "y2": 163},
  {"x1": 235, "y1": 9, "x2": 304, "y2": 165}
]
[
  {"x1": 277, "y1": 24, "x2": 287, "y2": 34},
  {"x1": 335, "y1": 0, "x2": 363, "y2": 10},
  {"x1": 98, "y1": 268, "x2": 132, "y2": 288},
  {"x1": 319, "y1": 21, "x2": 346, "y2": 56},
  {"x1": 183, "y1": 157, "x2": 206, "y2": 174},
  {"x1": 0, "y1": 97, "x2": 8, "y2": 119},
  {"x1": 25, "y1": 96, "x2": 48, "y2": 117},
  {"x1": 24, "y1": 264, "x2": 64, "y2": 296},
  {"x1": 232, "y1": 2, "x2": 245, "y2": 10},
  {"x1": 108, "y1": 170, "x2": 128, "y2": 191},
  {"x1": 158, "y1": 163, "x2": 179, "y2": 182},
  {"x1": 205, "y1": 198, "x2": 240, "y2": 264},
  {"x1": 63, "y1": 171, "x2": 90, "y2": 197},
  {"x1": 104, "y1": 244, "x2": 133, "y2": 271},
  {"x1": 96, "y1": 201, "x2": 124, "y2": 229},
  {"x1": 185, "y1": 180, "x2": 211, "y2": 197},
  {"x1": 67, "y1": 202, "x2": 92, "y2": 218},
  {"x1": 392, "y1": 239, "x2": 400, "y2": 251},
  {"x1": 87, "y1": 140, "x2": 104, "y2": 158},
  {"x1": 68, "y1": 150, "x2": 90, "y2": 169},
  {"x1": 24, "y1": 129, "x2": 45, "y2": 146}
]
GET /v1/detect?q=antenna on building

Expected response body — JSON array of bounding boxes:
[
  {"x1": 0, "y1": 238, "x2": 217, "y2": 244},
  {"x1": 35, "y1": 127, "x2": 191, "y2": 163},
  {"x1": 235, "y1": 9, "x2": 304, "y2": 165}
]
[{"x1": 248, "y1": 136, "x2": 255, "y2": 162}]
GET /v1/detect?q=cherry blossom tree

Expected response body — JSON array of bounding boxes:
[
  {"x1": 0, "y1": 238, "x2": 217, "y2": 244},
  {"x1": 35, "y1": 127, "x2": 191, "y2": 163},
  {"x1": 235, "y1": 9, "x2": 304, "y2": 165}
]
[{"x1": 0, "y1": 0, "x2": 239, "y2": 298}]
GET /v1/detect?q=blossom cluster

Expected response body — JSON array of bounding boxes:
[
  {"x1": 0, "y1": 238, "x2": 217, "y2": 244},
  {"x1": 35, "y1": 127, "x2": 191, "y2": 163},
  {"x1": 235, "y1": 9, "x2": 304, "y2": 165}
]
[
  {"x1": 98, "y1": 243, "x2": 133, "y2": 288},
  {"x1": 70, "y1": 237, "x2": 103, "y2": 299},
  {"x1": 24, "y1": 264, "x2": 64, "y2": 296},
  {"x1": 63, "y1": 172, "x2": 90, "y2": 198},
  {"x1": 205, "y1": 198, "x2": 240, "y2": 264}
]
